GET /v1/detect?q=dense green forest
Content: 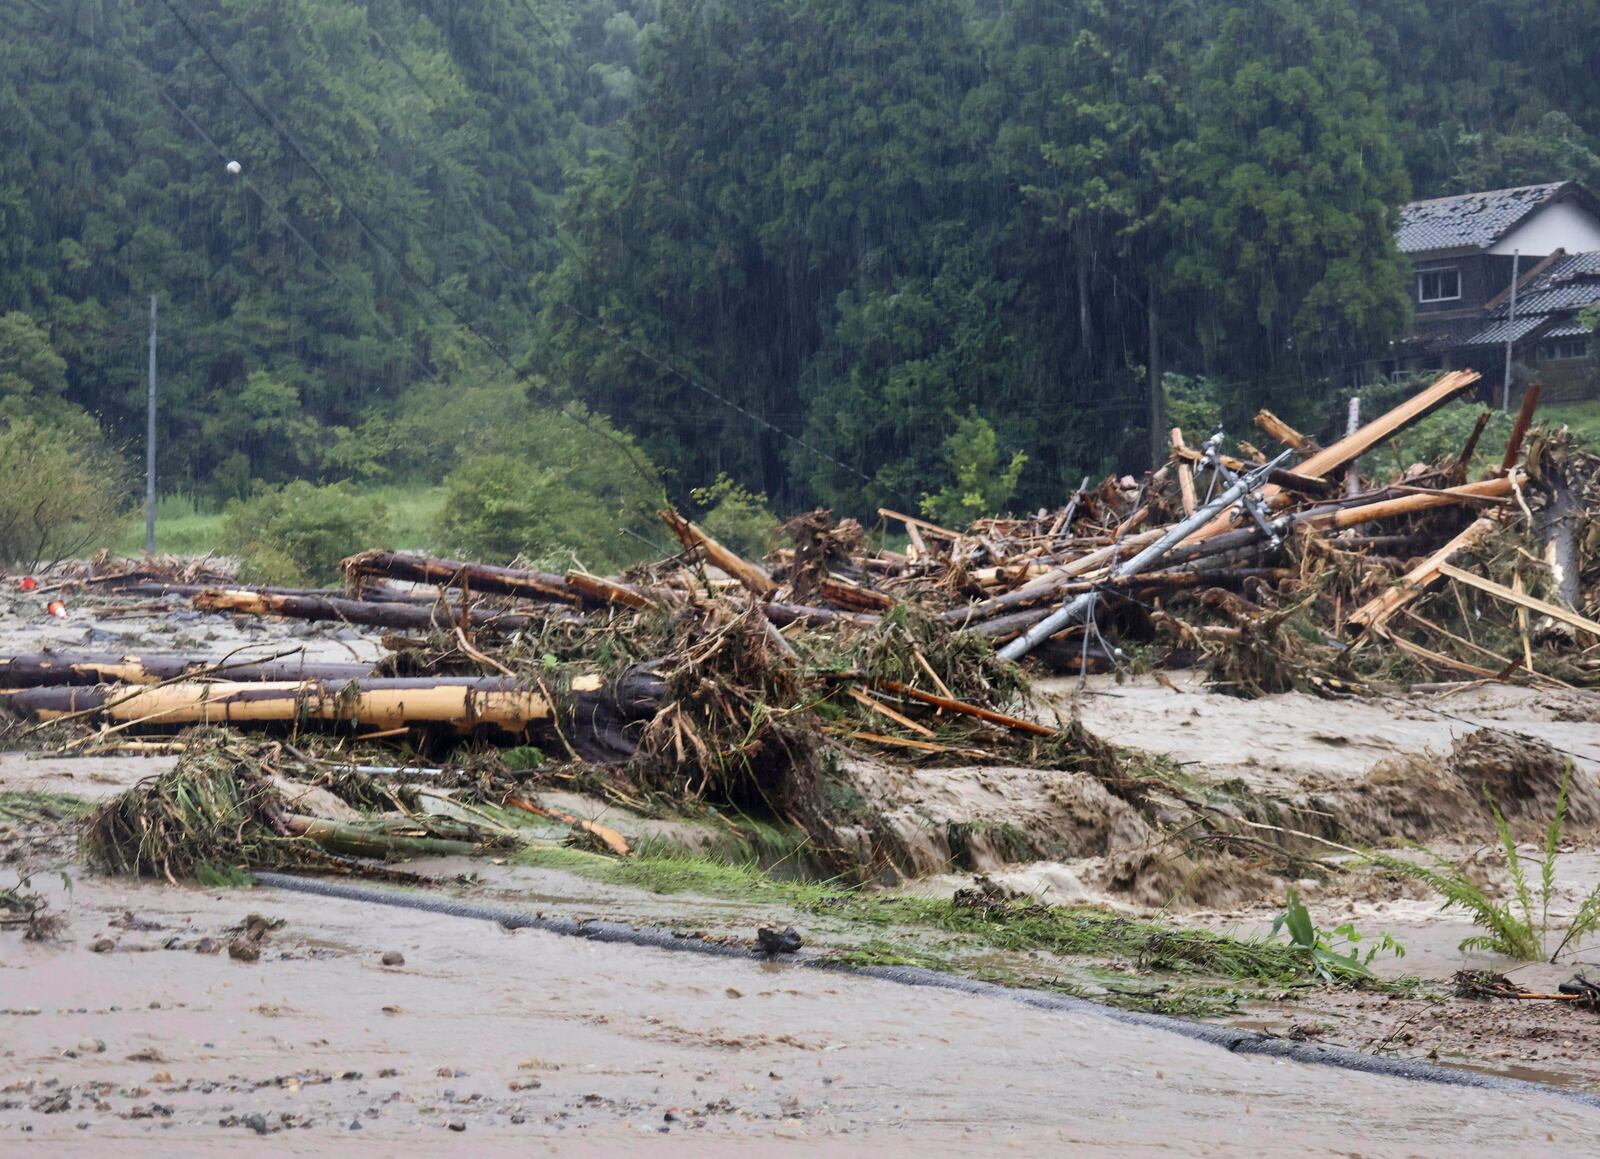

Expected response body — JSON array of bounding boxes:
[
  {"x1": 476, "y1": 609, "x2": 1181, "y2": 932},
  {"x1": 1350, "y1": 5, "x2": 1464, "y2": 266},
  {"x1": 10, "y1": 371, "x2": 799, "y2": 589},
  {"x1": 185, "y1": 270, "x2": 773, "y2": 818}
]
[{"x1": 2, "y1": 0, "x2": 1598, "y2": 567}]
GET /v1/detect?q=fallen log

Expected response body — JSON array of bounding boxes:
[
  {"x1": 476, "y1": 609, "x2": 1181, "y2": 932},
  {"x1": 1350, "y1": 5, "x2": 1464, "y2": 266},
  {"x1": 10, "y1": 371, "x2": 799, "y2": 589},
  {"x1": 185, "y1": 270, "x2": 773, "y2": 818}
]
[
  {"x1": 0, "y1": 650, "x2": 373, "y2": 688},
  {"x1": 1345, "y1": 516, "x2": 1500, "y2": 633},
  {"x1": 342, "y1": 549, "x2": 591, "y2": 606},
  {"x1": 1185, "y1": 370, "x2": 1482, "y2": 542},
  {"x1": 192, "y1": 588, "x2": 547, "y2": 634},
  {"x1": 1170, "y1": 428, "x2": 1198, "y2": 515},
  {"x1": 2, "y1": 671, "x2": 667, "y2": 760},
  {"x1": 659, "y1": 510, "x2": 776, "y2": 597},
  {"x1": 1254, "y1": 409, "x2": 1316, "y2": 453}
]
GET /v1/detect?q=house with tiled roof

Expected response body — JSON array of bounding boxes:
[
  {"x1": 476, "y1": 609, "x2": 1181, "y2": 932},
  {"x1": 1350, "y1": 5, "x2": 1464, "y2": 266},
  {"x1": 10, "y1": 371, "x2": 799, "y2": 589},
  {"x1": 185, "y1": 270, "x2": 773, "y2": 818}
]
[{"x1": 1391, "y1": 181, "x2": 1600, "y2": 401}]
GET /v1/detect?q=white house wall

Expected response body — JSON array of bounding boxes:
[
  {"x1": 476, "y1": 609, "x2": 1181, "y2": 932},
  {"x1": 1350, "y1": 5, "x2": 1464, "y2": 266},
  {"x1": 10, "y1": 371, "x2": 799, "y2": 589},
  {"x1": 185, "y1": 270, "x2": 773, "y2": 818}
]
[{"x1": 1490, "y1": 198, "x2": 1600, "y2": 256}]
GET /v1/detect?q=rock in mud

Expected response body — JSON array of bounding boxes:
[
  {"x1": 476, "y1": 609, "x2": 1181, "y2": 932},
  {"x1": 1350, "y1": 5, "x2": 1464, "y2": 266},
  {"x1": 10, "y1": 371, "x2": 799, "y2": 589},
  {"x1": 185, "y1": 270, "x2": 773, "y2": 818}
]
[
  {"x1": 381, "y1": 950, "x2": 405, "y2": 967},
  {"x1": 756, "y1": 927, "x2": 802, "y2": 954},
  {"x1": 228, "y1": 937, "x2": 261, "y2": 962},
  {"x1": 89, "y1": 935, "x2": 115, "y2": 953}
]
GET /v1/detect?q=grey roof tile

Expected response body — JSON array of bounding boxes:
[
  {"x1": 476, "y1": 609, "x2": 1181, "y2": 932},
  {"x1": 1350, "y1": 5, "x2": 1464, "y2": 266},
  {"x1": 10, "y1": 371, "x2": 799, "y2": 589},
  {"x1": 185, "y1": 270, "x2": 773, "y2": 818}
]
[{"x1": 1397, "y1": 183, "x2": 1567, "y2": 253}]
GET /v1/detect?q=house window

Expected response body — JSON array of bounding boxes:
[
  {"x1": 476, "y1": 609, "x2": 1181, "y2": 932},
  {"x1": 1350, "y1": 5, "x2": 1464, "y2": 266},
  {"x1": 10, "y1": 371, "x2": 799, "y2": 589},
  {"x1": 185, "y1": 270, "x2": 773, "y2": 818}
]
[
  {"x1": 1538, "y1": 336, "x2": 1590, "y2": 362},
  {"x1": 1417, "y1": 268, "x2": 1461, "y2": 303}
]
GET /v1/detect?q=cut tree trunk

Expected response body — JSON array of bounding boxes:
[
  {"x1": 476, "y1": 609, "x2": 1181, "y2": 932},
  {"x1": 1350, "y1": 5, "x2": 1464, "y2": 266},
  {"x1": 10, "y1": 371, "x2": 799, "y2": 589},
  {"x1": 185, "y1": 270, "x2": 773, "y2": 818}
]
[
  {"x1": 342, "y1": 550, "x2": 595, "y2": 607},
  {"x1": 2, "y1": 670, "x2": 666, "y2": 761},
  {"x1": 192, "y1": 588, "x2": 547, "y2": 634},
  {"x1": 659, "y1": 510, "x2": 776, "y2": 597},
  {"x1": 0, "y1": 651, "x2": 373, "y2": 688}
]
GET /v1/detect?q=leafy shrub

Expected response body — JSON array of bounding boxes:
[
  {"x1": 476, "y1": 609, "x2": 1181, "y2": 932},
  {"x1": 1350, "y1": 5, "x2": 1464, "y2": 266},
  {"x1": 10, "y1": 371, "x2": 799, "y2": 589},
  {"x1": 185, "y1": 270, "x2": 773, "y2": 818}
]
[
  {"x1": 692, "y1": 473, "x2": 777, "y2": 559},
  {"x1": 1364, "y1": 765, "x2": 1600, "y2": 962},
  {"x1": 0, "y1": 417, "x2": 127, "y2": 567},
  {"x1": 1164, "y1": 373, "x2": 1226, "y2": 441},
  {"x1": 1363, "y1": 401, "x2": 1512, "y2": 480},
  {"x1": 222, "y1": 481, "x2": 391, "y2": 585},
  {"x1": 435, "y1": 404, "x2": 665, "y2": 572},
  {"x1": 920, "y1": 412, "x2": 1027, "y2": 526}
]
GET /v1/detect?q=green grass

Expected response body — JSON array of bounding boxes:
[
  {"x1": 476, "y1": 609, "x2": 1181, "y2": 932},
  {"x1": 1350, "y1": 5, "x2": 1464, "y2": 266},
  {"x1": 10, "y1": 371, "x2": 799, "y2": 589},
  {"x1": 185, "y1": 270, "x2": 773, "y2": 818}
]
[
  {"x1": 0, "y1": 790, "x2": 94, "y2": 824},
  {"x1": 511, "y1": 845, "x2": 1393, "y2": 989},
  {"x1": 109, "y1": 482, "x2": 446, "y2": 560},
  {"x1": 112, "y1": 493, "x2": 226, "y2": 556},
  {"x1": 1539, "y1": 401, "x2": 1600, "y2": 449}
]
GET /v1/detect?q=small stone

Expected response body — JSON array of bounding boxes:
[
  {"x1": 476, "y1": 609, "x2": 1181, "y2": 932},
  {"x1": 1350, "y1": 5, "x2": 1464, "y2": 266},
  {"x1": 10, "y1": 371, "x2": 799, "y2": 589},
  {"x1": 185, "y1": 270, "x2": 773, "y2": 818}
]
[
  {"x1": 194, "y1": 937, "x2": 222, "y2": 955},
  {"x1": 348, "y1": 1120, "x2": 363, "y2": 1131},
  {"x1": 381, "y1": 951, "x2": 405, "y2": 967},
  {"x1": 242, "y1": 1112, "x2": 269, "y2": 1135},
  {"x1": 90, "y1": 936, "x2": 115, "y2": 954},
  {"x1": 447, "y1": 1119, "x2": 466, "y2": 1132},
  {"x1": 78, "y1": 1037, "x2": 106, "y2": 1054}
]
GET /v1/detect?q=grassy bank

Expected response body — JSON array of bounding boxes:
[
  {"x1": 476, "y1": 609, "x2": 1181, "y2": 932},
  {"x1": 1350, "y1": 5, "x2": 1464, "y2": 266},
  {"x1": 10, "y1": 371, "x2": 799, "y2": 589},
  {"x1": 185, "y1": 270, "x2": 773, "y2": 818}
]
[{"x1": 112, "y1": 483, "x2": 447, "y2": 560}]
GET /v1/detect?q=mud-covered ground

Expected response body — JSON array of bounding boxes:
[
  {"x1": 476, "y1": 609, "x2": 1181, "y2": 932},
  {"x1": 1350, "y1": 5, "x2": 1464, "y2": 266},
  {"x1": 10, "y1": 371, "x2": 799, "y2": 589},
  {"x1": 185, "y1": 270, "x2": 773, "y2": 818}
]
[{"x1": 6, "y1": 584, "x2": 1600, "y2": 1151}]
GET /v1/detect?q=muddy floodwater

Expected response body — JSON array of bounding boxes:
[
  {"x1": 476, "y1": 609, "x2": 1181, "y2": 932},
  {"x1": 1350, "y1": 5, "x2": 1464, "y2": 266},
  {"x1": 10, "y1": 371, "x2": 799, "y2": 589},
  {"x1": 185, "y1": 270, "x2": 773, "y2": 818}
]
[{"x1": 6, "y1": 871, "x2": 1600, "y2": 1155}]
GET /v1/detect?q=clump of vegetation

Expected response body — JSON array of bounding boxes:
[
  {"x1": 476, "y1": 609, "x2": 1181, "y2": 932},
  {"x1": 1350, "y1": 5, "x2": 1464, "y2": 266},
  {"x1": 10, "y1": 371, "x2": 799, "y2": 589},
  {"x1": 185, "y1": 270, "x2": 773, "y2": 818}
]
[
  {"x1": 693, "y1": 473, "x2": 777, "y2": 559},
  {"x1": 1272, "y1": 890, "x2": 1405, "y2": 982},
  {"x1": 1363, "y1": 399, "x2": 1514, "y2": 480},
  {"x1": 222, "y1": 480, "x2": 392, "y2": 585},
  {"x1": 81, "y1": 730, "x2": 518, "y2": 881},
  {"x1": 0, "y1": 417, "x2": 126, "y2": 567},
  {"x1": 435, "y1": 403, "x2": 665, "y2": 572},
  {"x1": 1364, "y1": 765, "x2": 1600, "y2": 962},
  {"x1": 920, "y1": 412, "x2": 1027, "y2": 526}
]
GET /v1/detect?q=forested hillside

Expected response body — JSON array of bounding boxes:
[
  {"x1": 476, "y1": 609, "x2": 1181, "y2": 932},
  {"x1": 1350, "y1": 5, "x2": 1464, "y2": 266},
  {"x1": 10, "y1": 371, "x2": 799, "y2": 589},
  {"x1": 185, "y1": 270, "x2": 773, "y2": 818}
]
[{"x1": 3, "y1": 0, "x2": 1598, "y2": 563}]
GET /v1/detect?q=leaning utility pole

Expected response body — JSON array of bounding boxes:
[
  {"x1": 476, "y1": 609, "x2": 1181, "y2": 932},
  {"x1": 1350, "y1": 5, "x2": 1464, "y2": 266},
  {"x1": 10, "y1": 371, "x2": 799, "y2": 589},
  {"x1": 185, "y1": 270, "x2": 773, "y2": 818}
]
[
  {"x1": 1502, "y1": 250, "x2": 1520, "y2": 412},
  {"x1": 146, "y1": 295, "x2": 157, "y2": 556}
]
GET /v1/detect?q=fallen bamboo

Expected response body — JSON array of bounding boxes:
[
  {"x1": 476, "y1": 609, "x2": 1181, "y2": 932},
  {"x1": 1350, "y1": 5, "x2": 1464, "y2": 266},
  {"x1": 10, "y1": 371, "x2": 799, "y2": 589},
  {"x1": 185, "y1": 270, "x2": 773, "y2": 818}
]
[{"x1": 2, "y1": 672, "x2": 667, "y2": 759}]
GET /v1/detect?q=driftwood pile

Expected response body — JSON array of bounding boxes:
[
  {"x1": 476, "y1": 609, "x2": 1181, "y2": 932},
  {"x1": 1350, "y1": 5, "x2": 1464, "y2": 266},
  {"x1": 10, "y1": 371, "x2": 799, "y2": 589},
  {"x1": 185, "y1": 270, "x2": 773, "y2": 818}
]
[{"x1": 3, "y1": 371, "x2": 1599, "y2": 879}]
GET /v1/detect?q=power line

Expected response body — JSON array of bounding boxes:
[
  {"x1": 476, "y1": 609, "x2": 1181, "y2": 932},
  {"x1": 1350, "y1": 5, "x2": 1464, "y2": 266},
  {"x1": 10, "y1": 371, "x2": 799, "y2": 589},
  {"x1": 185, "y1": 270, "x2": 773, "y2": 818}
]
[
  {"x1": 149, "y1": 0, "x2": 667, "y2": 501},
  {"x1": 12, "y1": 0, "x2": 435, "y2": 387}
]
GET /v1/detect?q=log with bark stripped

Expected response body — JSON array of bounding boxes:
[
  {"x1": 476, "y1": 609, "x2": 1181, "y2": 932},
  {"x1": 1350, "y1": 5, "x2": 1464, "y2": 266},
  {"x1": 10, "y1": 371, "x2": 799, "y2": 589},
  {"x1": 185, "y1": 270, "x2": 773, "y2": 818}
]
[{"x1": 2, "y1": 671, "x2": 666, "y2": 761}]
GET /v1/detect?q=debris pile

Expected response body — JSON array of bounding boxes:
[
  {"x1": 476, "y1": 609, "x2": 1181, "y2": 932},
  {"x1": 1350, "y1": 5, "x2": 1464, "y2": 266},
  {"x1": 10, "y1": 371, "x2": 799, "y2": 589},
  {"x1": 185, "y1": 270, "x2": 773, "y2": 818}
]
[{"x1": 4, "y1": 371, "x2": 1599, "y2": 883}]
